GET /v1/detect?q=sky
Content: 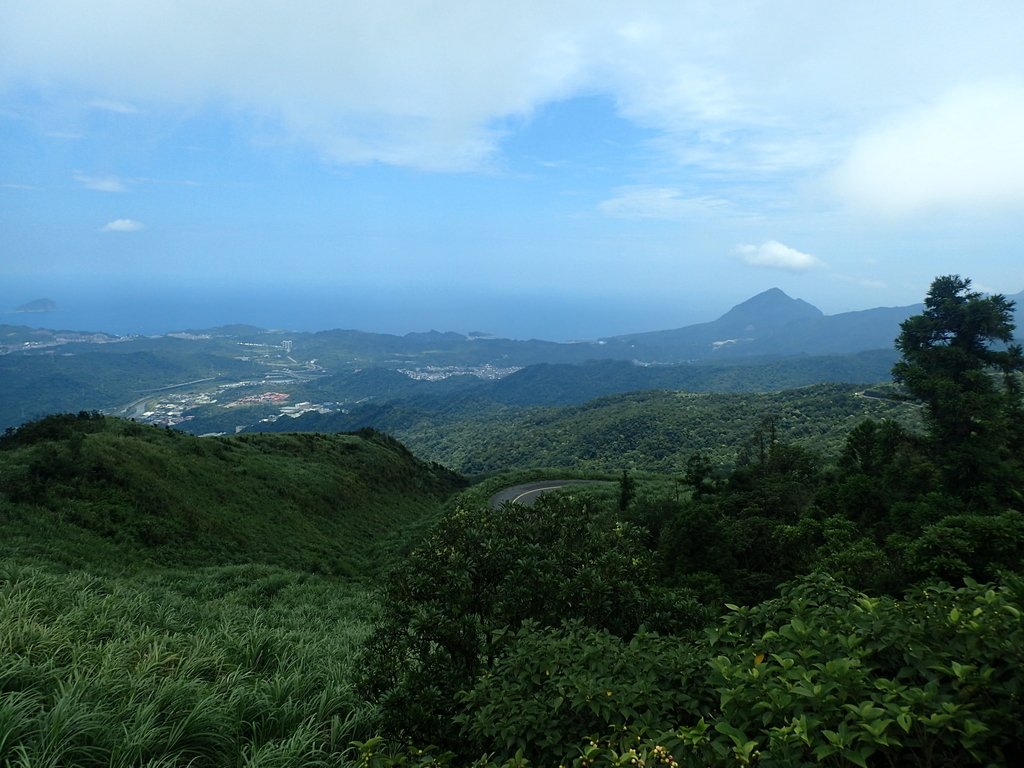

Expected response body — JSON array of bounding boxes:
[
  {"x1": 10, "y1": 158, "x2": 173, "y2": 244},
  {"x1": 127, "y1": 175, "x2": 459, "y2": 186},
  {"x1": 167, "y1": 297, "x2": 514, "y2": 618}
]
[{"x1": 3, "y1": 1, "x2": 1024, "y2": 339}]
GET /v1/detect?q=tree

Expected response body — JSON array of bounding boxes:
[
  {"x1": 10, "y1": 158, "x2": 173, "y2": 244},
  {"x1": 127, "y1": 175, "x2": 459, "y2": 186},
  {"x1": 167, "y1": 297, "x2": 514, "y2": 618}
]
[
  {"x1": 355, "y1": 494, "x2": 693, "y2": 748},
  {"x1": 683, "y1": 452, "x2": 716, "y2": 498},
  {"x1": 617, "y1": 469, "x2": 636, "y2": 512},
  {"x1": 893, "y1": 275, "x2": 1024, "y2": 503}
]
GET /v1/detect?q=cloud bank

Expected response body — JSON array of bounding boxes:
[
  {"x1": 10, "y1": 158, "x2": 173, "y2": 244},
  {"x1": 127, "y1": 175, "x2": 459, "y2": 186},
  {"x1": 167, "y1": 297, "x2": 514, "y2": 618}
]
[
  {"x1": 834, "y1": 84, "x2": 1024, "y2": 216},
  {"x1": 3, "y1": 2, "x2": 1024, "y2": 216}
]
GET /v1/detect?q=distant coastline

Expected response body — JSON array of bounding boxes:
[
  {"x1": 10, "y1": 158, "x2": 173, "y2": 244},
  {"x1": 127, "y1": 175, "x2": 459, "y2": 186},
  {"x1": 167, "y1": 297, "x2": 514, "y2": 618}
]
[{"x1": 1, "y1": 280, "x2": 690, "y2": 341}]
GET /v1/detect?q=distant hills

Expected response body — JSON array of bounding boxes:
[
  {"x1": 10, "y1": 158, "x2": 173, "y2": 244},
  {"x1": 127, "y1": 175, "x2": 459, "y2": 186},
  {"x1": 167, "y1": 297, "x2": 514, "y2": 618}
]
[
  {"x1": 593, "y1": 288, "x2": 917, "y2": 361},
  {"x1": 265, "y1": 382, "x2": 921, "y2": 475},
  {"x1": 287, "y1": 285, "x2": 1024, "y2": 365},
  {"x1": 14, "y1": 297, "x2": 58, "y2": 313},
  {"x1": 2, "y1": 284, "x2": 1022, "y2": 434},
  {"x1": 292, "y1": 288, "x2": 929, "y2": 364}
]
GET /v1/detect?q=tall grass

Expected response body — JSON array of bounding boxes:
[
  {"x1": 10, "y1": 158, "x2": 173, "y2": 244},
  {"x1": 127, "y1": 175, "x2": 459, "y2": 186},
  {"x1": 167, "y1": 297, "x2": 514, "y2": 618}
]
[{"x1": 0, "y1": 562, "x2": 380, "y2": 766}]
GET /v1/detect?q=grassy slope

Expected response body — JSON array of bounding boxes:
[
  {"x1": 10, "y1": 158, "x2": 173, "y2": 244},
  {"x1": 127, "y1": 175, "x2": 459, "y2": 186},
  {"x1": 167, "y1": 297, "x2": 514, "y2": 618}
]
[
  {"x1": 0, "y1": 560, "x2": 381, "y2": 766},
  {"x1": 0, "y1": 414, "x2": 466, "y2": 766},
  {"x1": 0, "y1": 414, "x2": 463, "y2": 576}
]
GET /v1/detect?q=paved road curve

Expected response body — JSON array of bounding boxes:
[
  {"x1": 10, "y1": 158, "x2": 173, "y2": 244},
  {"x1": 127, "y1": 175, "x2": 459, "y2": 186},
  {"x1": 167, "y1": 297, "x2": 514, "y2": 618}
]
[{"x1": 489, "y1": 479, "x2": 613, "y2": 509}]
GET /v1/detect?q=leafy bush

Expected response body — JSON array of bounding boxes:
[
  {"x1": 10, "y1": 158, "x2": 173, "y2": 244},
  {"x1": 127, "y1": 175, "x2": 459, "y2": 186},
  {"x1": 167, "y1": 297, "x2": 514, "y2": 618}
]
[
  {"x1": 356, "y1": 493, "x2": 705, "y2": 747},
  {"x1": 454, "y1": 621, "x2": 705, "y2": 764},
  {"x1": 355, "y1": 573, "x2": 1024, "y2": 767}
]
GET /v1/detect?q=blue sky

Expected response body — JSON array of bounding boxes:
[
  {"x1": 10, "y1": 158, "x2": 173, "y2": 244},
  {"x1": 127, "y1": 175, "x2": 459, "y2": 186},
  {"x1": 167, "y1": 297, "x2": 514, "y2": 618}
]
[{"x1": 3, "y1": 1, "x2": 1024, "y2": 339}]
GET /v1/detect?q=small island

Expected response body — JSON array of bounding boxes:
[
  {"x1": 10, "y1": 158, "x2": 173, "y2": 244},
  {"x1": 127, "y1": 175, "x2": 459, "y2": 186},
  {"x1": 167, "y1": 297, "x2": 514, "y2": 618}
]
[{"x1": 15, "y1": 298, "x2": 58, "y2": 313}]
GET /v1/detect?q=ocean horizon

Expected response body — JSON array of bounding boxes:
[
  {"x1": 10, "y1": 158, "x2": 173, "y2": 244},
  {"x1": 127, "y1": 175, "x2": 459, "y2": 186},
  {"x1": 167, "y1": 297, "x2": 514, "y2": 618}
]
[{"x1": 0, "y1": 278, "x2": 706, "y2": 342}]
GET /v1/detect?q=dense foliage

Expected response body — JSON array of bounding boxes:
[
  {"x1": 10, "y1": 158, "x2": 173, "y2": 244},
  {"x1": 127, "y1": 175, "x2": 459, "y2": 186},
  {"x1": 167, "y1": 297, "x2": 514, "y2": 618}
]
[
  {"x1": 352, "y1": 277, "x2": 1024, "y2": 765},
  {"x1": 356, "y1": 575, "x2": 1024, "y2": 767},
  {"x1": 356, "y1": 494, "x2": 706, "y2": 747},
  {"x1": 286, "y1": 383, "x2": 920, "y2": 475},
  {"x1": 353, "y1": 452, "x2": 1024, "y2": 764}
]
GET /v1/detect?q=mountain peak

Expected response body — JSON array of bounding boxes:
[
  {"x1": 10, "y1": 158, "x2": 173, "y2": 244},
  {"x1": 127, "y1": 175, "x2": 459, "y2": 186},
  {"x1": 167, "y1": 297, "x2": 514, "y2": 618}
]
[{"x1": 716, "y1": 288, "x2": 823, "y2": 332}]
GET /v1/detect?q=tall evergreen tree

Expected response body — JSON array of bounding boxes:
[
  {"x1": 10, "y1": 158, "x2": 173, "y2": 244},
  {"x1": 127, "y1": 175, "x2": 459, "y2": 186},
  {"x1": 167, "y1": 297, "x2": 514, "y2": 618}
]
[{"x1": 893, "y1": 275, "x2": 1024, "y2": 504}]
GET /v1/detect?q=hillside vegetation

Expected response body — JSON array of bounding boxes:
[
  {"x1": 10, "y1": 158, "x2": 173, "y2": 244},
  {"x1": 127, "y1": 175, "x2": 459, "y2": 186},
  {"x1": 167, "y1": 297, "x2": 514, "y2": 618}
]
[
  {"x1": 0, "y1": 412, "x2": 463, "y2": 575},
  {"x1": 275, "y1": 383, "x2": 920, "y2": 474},
  {"x1": 2, "y1": 275, "x2": 1023, "y2": 767},
  {"x1": 350, "y1": 276, "x2": 1024, "y2": 767},
  {"x1": 0, "y1": 413, "x2": 465, "y2": 766}
]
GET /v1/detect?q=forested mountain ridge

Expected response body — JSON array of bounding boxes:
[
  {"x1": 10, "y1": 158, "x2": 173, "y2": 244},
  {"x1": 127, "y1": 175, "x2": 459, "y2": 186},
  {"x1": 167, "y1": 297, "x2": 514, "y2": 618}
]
[
  {"x1": 483, "y1": 350, "x2": 900, "y2": 405},
  {"x1": 267, "y1": 382, "x2": 920, "y2": 474}
]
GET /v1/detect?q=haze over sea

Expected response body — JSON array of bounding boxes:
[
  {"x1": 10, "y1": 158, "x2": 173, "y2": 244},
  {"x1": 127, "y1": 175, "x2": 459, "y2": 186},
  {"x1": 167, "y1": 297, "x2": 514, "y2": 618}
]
[{"x1": 0, "y1": 277, "x2": 715, "y2": 342}]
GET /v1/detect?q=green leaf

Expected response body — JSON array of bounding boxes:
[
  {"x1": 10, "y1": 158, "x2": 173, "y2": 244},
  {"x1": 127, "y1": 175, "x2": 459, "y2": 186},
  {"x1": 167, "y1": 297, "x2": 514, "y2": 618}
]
[
  {"x1": 963, "y1": 719, "x2": 989, "y2": 738},
  {"x1": 897, "y1": 712, "x2": 913, "y2": 734},
  {"x1": 846, "y1": 746, "x2": 873, "y2": 768},
  {"x1": 714, "y1": 721, "x2": 748, "y2": 748}
]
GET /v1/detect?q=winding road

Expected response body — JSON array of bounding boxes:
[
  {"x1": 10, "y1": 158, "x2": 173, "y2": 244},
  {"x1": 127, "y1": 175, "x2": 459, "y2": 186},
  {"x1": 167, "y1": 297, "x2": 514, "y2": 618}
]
[{"x1": 489, "y1": 479, "x2": 613, "y2": 509}]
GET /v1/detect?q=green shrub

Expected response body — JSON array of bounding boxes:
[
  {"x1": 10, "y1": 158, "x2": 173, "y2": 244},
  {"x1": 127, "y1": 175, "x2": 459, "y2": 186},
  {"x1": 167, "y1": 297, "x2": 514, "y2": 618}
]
[
  {"x1": 354, "y1": 573, "x2": 1024, "y2": 767},
  {"x1": 357, "y1": 493, "x2": 705, "y2": 748},
  {"x1": 454, "y1": 621, "x2": 705, "y2": 765}
]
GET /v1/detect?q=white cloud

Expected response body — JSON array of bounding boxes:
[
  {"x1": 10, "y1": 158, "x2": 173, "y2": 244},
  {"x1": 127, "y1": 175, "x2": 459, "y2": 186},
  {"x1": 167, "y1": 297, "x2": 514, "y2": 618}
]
[
  {"x1": 736, "y1": 240, "x2": 821, "y2": 271},
  {"x1": 2, "y1": 2, "x2": 1024, "y2": 176},
  {"x1": 75, "y1": 174, "x2": 126, "y2": 192},
  {"x1": 598, "y1": 186, "x2": 732, "y2": 220},
  {"x1": 100, "y1": 218, "x2": 144, "y2": 232},
  {"x1": 89, "y1": 99, "x2": 140, "y2": 114},
  {"x1": 834, "y1": 83, "x2": 1024, "y2": 216}
]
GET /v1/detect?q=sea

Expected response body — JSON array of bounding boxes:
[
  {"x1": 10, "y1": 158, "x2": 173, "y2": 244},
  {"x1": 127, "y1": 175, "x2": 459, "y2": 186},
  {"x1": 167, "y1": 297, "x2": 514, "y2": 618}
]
[{"x1": 0, "y1": 277, "x2": 706, "y2": 342}]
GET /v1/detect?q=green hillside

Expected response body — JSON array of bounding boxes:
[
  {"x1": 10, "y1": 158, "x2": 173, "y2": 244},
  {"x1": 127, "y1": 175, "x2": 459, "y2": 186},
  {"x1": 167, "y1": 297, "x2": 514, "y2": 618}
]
[
  {"x1": 421, "y1": 383, "x2": 923, "y2": 474},
  {"x1": 276, "y1": 383, "x2": 921, "y2": 474},
  {"x1": 484, "y1": 351, "x2": 900, "y2": 405},
  {"x1": 0, "y1": 412, "x2": 463, "y2": 575},
  {"x1": 0, "y1": 413, "x2": 466, "y2": 766}
]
